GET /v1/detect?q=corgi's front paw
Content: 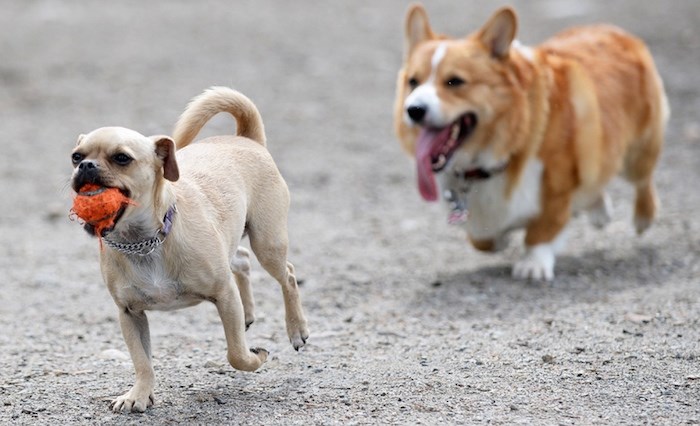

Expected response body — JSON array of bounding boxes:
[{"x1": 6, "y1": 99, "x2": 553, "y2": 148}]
[{"x1": 512, "y1": 244, "x2": 555, "y2": 281}]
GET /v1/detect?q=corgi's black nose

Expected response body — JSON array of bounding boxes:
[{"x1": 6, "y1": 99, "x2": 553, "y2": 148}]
[{"x1": 407, "y1": 105, "x2": 427, "y2": 123}]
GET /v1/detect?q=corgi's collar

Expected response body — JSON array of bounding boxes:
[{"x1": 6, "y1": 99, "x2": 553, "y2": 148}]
[{"x1": 456, "y1": 161, "x2": 509, "y2": 181}]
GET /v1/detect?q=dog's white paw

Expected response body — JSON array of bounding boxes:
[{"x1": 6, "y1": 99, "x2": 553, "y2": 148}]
[
  {"x1": 512, "y1": 244, "x2": 555, "y2": 281},
  {"x1": 111, "y1": 387, "x2": 154, "y2": 413},
  {"x1": 588, "y1": 192, "x2": 613, "y2": 229}
]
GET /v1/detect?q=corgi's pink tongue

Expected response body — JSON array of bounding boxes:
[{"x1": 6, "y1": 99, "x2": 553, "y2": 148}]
[{"x1": 416, "y1": 126, "x2": 451, "y2": 201}]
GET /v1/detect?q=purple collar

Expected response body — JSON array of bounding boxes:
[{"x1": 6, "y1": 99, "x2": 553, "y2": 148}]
[{"x1": 161, "y1": 204, "x2": 176, "y2": 236}]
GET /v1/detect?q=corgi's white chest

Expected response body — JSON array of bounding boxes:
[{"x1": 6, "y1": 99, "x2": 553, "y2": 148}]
[{"x1": 440, "y1": 159, "x2": 543, "y2": 240}]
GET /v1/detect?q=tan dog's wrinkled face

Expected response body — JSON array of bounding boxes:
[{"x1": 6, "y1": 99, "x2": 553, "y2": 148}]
[
  {"x1": 394, "y1": 5, "x2": 522, "y2": 201},
  {"x1": 70, "y1": 127, "x2": 178, "y2": 236}
]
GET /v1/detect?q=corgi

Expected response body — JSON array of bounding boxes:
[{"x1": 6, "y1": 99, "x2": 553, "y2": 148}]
[{"x1": 393, "y1": 5, "x2": 669, "y2": 280}]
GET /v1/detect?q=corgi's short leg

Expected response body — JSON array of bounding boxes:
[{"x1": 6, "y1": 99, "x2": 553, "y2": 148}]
[
  {"x1": 587, "y1": 191, "x2": 613, "y2": 229},
  {"x1": 623, "y1": 101, "x2": 665, "y2": 234},
  {"x1": 634, "y1": 180, "x2": 658, "y2": 234},
  {"x1": 514, "y1": 193, "x2": 572, "y2": 281}
]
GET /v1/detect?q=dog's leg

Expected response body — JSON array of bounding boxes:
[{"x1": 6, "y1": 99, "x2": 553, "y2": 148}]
[
  {"x1": 633, "y1": 179, "x2": 658, "y2": 234},
  {"x1": 623, "y1": 122, "x2": 663, "y2": 234},
  {"x1": 514, "y1": 192, "x2": 572, "y2": 281},
  {"x1": 624, "y1": 156, "x2": 661, "y2": 235},
  {"x1": 231, "y1": 246, "x2": 255, "y2": 329},
  {"x1": 249, "y1": 230, "x2": 309, "y2": 350},
  {"x1": 587, "y1": 191, "x2": 613, "y2": 229},
  {"x1": 215, "y1": 276, "x2": 268, "y2": 371},
  {"x1": 111, "y1": 309, "x2": 155, "y2": 413}
]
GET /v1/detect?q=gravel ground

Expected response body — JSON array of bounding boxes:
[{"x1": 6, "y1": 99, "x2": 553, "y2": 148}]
[{"x1": 2, "y1": 0, "x2": 700, "y2": 424}]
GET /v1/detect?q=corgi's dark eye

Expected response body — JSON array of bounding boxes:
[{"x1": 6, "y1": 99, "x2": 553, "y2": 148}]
[
  {"x1": 112, "y1": 153, "x2": 133, "y2": 166},
  {"x1": 408, "y1": 77, "x2": 419, "y2": 89},
  {"x1": 446, "y1": 77, "x2": 466, "y2": 87},
  {"x1": 71, "y1": 152, "x2": 84, "y2": 165}
]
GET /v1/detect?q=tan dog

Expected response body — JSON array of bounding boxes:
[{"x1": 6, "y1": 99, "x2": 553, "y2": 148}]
[
  {"x1": 70, "y1": 87, "x2": 309, "y2": 412},
  {"x1": 394, "y1": 5, "x2": 669, "y2": 280}
]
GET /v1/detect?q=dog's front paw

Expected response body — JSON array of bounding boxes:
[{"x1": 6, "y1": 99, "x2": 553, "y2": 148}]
[
  {"x1": 111, "y1": 387, "x2": 154, "y2": 413},
  {"x1": 512, "y1": 244, "x2": 555, "y2": 281},
  {"x1": 288, "y1": 320, "x2": 310, "y2": 351}
]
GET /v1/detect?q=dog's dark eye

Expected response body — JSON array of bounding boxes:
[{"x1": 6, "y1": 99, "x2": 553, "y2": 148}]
[
  {"x1": 112, "y1": 153, "x2": 133, "y2": 166},
  {"x1": 408, "y1": 77, "x2": 419, "y2": 89},
  {"x1": 71, "y1": 152, "x2": 84, "y2": 165},
  {"x1": 446, "y1": 77, "x2": 466, "y2": 87}
]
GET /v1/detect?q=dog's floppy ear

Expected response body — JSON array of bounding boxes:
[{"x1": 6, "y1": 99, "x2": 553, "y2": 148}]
[
  {"x1": 76, "y1": 134, "x2": 86, "y2": 146},
  {"x1": 477, "y1": 7, "x2": 518, "y2": 59},
  {"x1": 152, "y1": 135, "x2": 180, "y2": 182},
  {"x1": 404, "y1": 3, "x2": 434, "y2": 57}
]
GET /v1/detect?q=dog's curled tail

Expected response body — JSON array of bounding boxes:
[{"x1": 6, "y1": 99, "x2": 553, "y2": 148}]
[{"x1": 173, "y1": 86, "x2": 266, "y2": 149}]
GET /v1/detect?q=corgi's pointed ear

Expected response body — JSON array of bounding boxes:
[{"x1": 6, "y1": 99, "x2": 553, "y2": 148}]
[
  {"x1": 404, "y1": 3, "x2": 434, "y2": 58},
  {"x1": 478, "y1": 7, "x2": 518, "y2": 59},
  {"x1": 151, "y1": 135, "x2": 180, "y2": 182}
]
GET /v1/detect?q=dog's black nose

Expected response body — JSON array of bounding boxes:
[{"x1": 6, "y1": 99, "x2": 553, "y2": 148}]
[
  {"x1": 73, "y1": 160, "x2": 101, "y2": 192},
  {"x1": 407, "y1": 105, "x2": 427, "y2": 123},
  {"x1": 78, "y1": 160, "x2": 97, "y2": 171}
]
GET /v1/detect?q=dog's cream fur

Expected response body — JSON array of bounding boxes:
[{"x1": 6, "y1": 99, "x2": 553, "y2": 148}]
[
  {"x1": 394, "y1": 5, "x2": 668, "y2": 280},
  {"x1": 71, "y1": 87, "x2": 309, "y2": 412}
]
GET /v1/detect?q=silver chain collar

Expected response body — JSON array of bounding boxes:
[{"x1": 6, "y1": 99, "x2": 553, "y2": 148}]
[
  {"x1": 102, "y1": 205, "x2": 176, "y2": 257},
  {"x1": 103, "y1": 231, "x2": 164, "y2": 256}
]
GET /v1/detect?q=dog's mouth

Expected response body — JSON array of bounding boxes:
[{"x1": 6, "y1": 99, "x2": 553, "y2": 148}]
[
  {"x1": 79, "y1": 186, "x2": 131, "y2": 237},
  {"x1": 415, "y1": 112, "x2": 478, "y2": 201},
  {"x1": 83, "y1": 206, "x2": 126, "y2": 237}
]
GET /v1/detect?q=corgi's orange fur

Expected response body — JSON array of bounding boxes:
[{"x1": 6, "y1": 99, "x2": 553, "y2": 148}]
[{"x1": 394, "y1": 5, "x2": 668, "y2": 280}]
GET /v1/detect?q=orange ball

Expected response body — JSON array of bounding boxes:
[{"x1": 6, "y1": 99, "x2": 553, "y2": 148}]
[{"x1": 71, "y1": 183, "x2": 134, "y2": 236}]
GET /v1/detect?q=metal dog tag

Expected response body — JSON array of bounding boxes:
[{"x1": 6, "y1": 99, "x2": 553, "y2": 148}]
[{"x1": 443, "y1": 188, "x2": 469, "y2": 225}]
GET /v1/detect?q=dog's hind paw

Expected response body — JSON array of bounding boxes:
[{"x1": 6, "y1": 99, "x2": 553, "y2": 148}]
[
  {"x1": 634, "y1": 216, "x2": 653, "y2": 235},
  {"x1": 250, "y1": 347, "x2": 269, "y2": 357},
  {"x1": 587, "y1": 192, "x2": 613, "y2": 229},
  {"x1": 289, "y1": 324, "x2": 310, "y2": 351}
]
